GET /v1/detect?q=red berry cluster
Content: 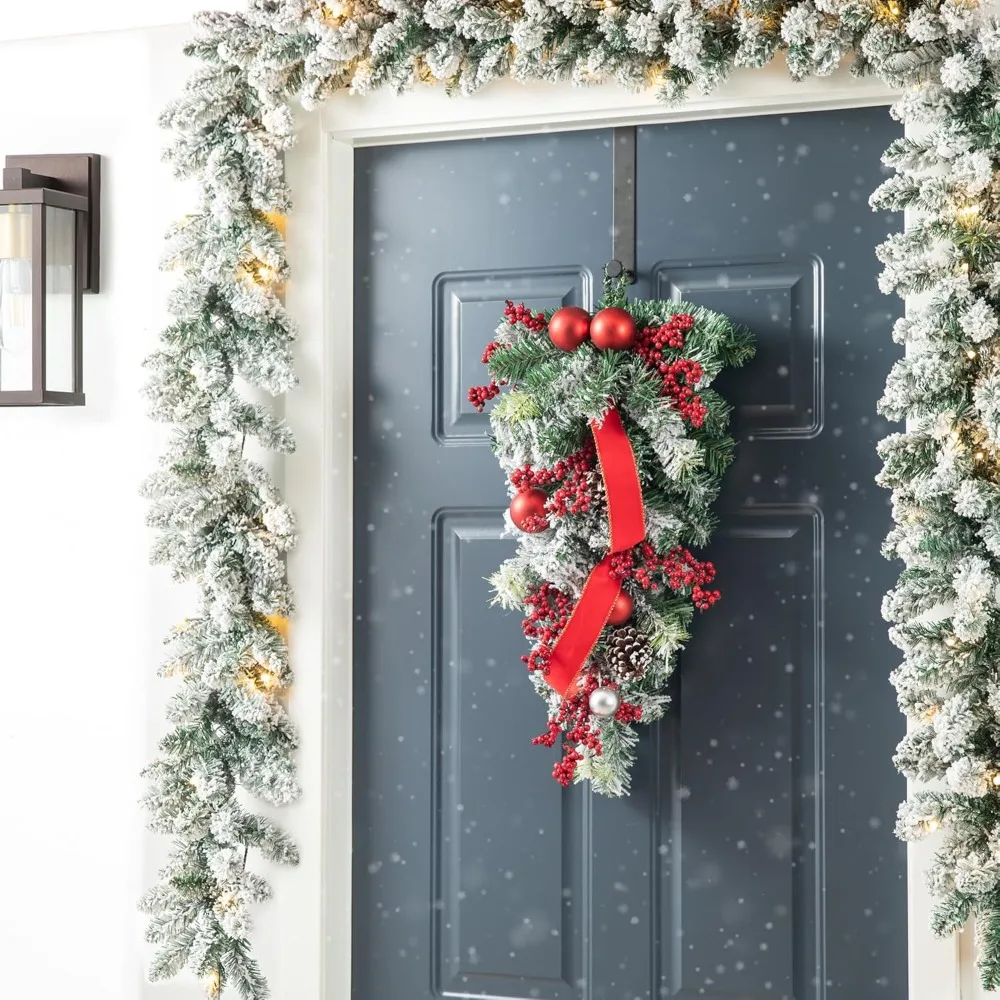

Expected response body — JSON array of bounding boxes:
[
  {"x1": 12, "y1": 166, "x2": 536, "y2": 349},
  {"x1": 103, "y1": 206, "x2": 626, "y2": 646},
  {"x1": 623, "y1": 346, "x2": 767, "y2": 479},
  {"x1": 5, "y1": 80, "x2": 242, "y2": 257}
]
[
  {"x1": 614, "y1": 701, "x2": 643, "y2": 725},
  {"x1": 609, "y1": 540, "x2": 674, "y2": 591},
  {"x1": 518, "y1": 512, "x2": 550, "y2": 533},
  {"x1": 664, "y1": 547, "x2": 720, "y2": 610},
  {"x1": 548, "y1": 442, "x2": 596, "y2": 517},
  {"x1": 504, "y1": 299, "x2": 547, "y2": 331},
  {"x1": 634, "y1": 312, "x2": 694, "y2": 363},
  {"x1": 532, "y1": 673, "x2": 644, "y2": 786},
  {"x1": 533, "y1": 675, "x2": 603, "y2": 785},
  {"x1": 521, "y1": 582, "x2": 573, "y2": 674},
  {"x1": 481, "y1": 341, "x2": 504, "y2": 364},
  {"x1": 609, "y1": 541, "x2": 720, "y2": 611},
  {"x1": 634, "y1": 313, "x2": 709, "y2": 427},
  {"x1": 662, "y1": 358, "x2": 709, "y2": 427},
  {"x1": 510, "y1": 464, "x2": 557, "y2": 491},
  {"x1": 468, "y1": 381, "x2": 500, "y2": 411},
  {"x1": 509, "y1": 442, "x2": 597, "y2": 520},
  {"x1": 467, "y1": 342, "x2": 510, "y2": 412}
]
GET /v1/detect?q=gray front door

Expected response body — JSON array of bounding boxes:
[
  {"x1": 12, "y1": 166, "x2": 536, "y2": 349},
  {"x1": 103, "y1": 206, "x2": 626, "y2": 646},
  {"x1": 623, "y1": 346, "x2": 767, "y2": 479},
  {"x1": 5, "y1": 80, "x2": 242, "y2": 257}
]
[{"x1": 352, "y1": 109, "x2": 906, "y2": 1000}]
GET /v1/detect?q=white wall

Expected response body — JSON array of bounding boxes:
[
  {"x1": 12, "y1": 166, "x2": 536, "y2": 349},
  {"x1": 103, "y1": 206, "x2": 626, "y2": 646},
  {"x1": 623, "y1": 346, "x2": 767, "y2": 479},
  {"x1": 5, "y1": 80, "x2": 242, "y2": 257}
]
[
  {"x1": 0, "y1": 1, "x2": 244, "y2": 43},
  {"x1": 0, "y1": 24, "x2": 233, "y2": 1000}
]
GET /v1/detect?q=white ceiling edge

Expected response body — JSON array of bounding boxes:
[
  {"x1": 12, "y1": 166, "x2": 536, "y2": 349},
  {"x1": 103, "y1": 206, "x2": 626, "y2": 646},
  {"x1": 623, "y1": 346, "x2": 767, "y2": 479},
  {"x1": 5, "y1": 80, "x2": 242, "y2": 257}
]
[{"x1": 0, "y1": 1, "x2": 246, "y2": 43}]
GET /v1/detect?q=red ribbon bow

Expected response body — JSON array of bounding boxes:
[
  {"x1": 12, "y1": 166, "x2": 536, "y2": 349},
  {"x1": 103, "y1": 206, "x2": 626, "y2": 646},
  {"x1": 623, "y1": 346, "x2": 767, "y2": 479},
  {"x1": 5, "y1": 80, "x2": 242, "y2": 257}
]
[{"x1": 544, "y1": 406, "x2": 645, "y2": 697}]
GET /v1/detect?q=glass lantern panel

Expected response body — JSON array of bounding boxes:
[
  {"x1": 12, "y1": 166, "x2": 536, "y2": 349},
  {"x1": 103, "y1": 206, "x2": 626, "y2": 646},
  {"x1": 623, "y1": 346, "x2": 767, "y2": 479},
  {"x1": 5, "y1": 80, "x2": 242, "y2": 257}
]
[
  {"x1": 45, "y1": 206, "x2": 77, "y2": 393},
  {"x1": 0, "y1": 204, "x2": 33, "y2": 392}
]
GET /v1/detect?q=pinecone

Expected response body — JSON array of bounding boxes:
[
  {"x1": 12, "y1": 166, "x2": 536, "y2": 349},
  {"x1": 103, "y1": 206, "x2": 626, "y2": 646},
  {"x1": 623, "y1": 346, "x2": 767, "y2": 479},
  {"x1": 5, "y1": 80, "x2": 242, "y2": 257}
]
[{"x1": 607, "y1": 626, "x2": 652, "y2": 681}]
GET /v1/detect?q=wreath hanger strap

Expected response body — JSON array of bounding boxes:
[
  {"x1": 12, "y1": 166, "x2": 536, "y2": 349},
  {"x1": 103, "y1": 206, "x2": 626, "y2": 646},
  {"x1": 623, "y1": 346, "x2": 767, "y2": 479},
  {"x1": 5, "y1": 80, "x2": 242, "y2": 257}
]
[
  {"x1": 546, "y1": 405, "x2": 646, "y2": 697},
  {"x1": 610, "y1": 126, "x2": 637, "y2": 286}
]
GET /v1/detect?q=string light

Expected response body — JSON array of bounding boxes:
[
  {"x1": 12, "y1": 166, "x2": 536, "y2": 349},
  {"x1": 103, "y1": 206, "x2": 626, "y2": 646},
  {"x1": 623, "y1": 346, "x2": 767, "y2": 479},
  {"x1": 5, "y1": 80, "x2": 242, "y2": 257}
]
[
  {"x1": 238, "y1": 662, "x2": 280, "y2": 694},
  {"x1": 923, "y1": 705, "x2": 939, "y2": 722},
  {"x1": 204, "y1": 969, "x2": 221, "y2": 999},
  {"x1": 975, "y1": 450, "x2": 986, "y2": 462},
  {"x1": 236, "y1": 258, "x2": 281, "y2": 290},
  {"x1": 960, "y1": 261, "x2": 971, "y2": 276},
  {"x1": 924, "y1": 818, "x2": 941, "y2": 833},
  {"x1": 991, "y1": 774, "x2": 1000, "y2": 787},
  {"x1": 265, "y1": 613, "x2": 289, "y2": 640},
  {"x1": 643, "y1": 60, "x2": 670, "y2": 86},
  {"x1": 497, "y1": 0, "x2": 525, "y2": 18},
  {"x1": 264, "y1": 211, "x2": 287, "y2": 239},
  {"x1": 967, "y1": 349, "x2": 978, "y2": 359},
  {"x1": 318, "y1": 0, "x2": 352, "y2": 25},
  {"x1": 944, "y1": 635, "x2": 958, "y2": 648},
  {"x1": 956, "y1": 203, "x2": 982, "y2": 228}
]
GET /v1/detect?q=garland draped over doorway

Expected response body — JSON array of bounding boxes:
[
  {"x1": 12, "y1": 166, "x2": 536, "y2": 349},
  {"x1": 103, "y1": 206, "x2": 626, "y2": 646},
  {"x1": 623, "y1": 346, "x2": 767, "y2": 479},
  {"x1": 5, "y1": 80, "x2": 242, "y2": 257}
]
[{"x1": 141, "y1": 0, "x2": 1000, "y2": 995}]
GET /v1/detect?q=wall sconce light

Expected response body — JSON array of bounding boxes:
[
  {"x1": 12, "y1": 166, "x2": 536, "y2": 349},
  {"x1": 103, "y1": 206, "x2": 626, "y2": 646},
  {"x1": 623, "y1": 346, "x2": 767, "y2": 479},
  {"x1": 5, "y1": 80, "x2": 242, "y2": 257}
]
[{"x1": 0, "y1": 154, "x2": 101, "y2": 406}]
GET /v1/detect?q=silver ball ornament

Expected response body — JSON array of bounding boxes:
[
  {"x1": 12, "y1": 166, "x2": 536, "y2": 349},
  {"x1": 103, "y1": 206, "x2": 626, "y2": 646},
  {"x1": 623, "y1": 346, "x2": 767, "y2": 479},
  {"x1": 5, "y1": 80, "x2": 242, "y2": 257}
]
[{"x1": 588, "y1": 686, "x2": 620, "y2": 717}]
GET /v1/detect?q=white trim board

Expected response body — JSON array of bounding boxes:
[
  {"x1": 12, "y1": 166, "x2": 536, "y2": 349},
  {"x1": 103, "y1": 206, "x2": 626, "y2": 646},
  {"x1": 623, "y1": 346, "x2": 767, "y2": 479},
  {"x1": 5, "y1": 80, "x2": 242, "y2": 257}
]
[{"x1": 281, "y1": 65, "x2": 954, "y2": 1000}]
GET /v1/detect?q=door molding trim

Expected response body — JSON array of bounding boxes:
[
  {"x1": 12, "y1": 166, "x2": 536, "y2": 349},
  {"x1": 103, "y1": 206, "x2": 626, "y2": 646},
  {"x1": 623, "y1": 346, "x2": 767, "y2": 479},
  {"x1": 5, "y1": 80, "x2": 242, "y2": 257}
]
[{"x1": 280, "y1": 65, "x2": 956, "y2": 1000}]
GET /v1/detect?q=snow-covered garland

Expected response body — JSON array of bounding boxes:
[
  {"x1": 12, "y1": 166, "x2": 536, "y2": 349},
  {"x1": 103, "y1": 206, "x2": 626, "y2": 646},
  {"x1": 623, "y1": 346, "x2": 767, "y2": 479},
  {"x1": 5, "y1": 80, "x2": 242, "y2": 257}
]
[
  {"x1": 143, "y1": 0, "x2": 1000, "y2": 995},
  {"x1": 470, "y1": 277, "x2": 753, "y2": 796}
]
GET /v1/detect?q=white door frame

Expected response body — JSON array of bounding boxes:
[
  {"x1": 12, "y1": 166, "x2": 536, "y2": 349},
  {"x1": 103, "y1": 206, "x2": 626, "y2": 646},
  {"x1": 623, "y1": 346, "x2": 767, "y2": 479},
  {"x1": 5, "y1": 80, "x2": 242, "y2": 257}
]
[{"x1": 277, "y1": 60, "x2": 961, "y2": 1000}]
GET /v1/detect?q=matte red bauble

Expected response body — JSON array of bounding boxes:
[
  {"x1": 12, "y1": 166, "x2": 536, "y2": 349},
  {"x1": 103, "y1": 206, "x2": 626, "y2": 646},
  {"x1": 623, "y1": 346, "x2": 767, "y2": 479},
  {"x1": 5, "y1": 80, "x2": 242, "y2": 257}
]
[
  {"x1": 590, "y1": 307, "x2": 637, "y2": 351},
  {"x1": 510, "y1": 488, "x2": 549, "y2": 533},
  {"x1": 548, "y1": 306, "x2": 591, "y2": 352},
  {"x1": 607, "y1": 590, "x2": 634, "y2": 626}
]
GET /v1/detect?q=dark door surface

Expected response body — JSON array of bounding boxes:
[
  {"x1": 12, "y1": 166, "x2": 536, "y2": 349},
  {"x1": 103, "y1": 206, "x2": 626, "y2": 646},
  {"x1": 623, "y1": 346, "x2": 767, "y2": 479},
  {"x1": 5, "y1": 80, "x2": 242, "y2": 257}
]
[{"x1": 352, "y1": 109, "x2": 906, "y2": 1000}]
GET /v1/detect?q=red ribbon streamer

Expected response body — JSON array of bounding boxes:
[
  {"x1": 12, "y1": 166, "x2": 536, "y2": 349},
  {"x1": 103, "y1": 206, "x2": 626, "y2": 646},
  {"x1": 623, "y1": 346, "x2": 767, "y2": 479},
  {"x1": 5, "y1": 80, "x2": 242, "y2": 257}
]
[
  {"x1": 592, "y1": 407, "x2": 646, "y2": 552},
  {"x1": 544, "y1": 406, "x2": 645, "y2": 697}
]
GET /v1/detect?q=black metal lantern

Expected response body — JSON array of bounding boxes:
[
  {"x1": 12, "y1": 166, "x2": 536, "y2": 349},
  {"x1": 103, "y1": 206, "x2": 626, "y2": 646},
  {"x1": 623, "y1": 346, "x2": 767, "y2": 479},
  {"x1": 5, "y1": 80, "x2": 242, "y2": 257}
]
[{"x1": 0, "y1": 154, "x2": 101, "y2": 406}]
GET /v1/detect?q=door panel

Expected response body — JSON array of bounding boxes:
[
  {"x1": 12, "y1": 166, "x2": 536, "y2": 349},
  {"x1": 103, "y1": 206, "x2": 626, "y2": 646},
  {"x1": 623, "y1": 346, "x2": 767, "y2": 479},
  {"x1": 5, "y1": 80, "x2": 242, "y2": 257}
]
[{"x1": 352, "y1": 110, "x2": 906, "y2": 1000}]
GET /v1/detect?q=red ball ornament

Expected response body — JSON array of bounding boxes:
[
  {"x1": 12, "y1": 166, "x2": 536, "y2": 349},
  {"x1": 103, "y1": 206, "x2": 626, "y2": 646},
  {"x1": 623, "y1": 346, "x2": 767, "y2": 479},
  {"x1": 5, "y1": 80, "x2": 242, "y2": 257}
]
[
  {"x1": 590, "y1": 307, "x2": 637, "y2": 351},
  {"x1": 607, "y1": 590, "x2": 634, "y2": 626},
  {"x1": 547, "y1": 306, "x2": 591, "y2": 352},
  {"x1": 509, "y1": 488, "x2": 549, "y2": 533}
]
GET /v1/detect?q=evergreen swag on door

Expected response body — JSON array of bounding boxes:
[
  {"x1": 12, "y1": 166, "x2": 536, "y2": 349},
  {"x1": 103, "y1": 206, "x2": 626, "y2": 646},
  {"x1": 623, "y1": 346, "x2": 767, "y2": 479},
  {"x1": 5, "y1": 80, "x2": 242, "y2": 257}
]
[
  {"x1": 469, "y1": 272, "x2": 754, "y2": 796},
  {"x1": 145, "y1": 0, "x2": 1000, "y2": 995}
]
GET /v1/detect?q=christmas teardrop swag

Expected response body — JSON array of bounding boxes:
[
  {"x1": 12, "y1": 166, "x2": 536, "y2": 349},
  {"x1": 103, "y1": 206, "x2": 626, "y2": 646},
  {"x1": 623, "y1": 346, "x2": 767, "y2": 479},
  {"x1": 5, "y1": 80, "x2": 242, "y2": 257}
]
[{"x1": 470, "y1": 272, "x2": 754, "y2": 796}]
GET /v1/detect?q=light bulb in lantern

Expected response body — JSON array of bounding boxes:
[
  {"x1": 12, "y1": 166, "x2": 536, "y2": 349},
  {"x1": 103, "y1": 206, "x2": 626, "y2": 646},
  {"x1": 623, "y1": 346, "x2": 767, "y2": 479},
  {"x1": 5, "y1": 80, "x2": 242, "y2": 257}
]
[{"x1": 0, "y1": 206, "x2": 32, "y2": 392}]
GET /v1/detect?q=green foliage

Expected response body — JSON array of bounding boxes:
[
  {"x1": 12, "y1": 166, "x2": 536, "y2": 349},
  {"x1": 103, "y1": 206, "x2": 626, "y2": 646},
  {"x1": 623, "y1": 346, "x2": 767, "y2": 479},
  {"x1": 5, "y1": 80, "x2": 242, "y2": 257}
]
[
  {"x1": 151, "y1": 0, "x2": 1000, "y2": 991},
  {"x1": 481, "y1": 279, "x2": 754, "y2": 797}
]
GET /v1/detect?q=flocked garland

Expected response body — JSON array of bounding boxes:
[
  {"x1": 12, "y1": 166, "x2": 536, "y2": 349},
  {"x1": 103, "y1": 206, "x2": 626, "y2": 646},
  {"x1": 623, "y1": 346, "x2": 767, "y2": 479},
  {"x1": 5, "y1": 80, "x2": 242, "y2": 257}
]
[
  {"x1": 471, "y1": 276, "x2": 753, "y2": 796},
  {"x1": 141, "y1": 0, "x2": 1000, "y2": 996}
]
